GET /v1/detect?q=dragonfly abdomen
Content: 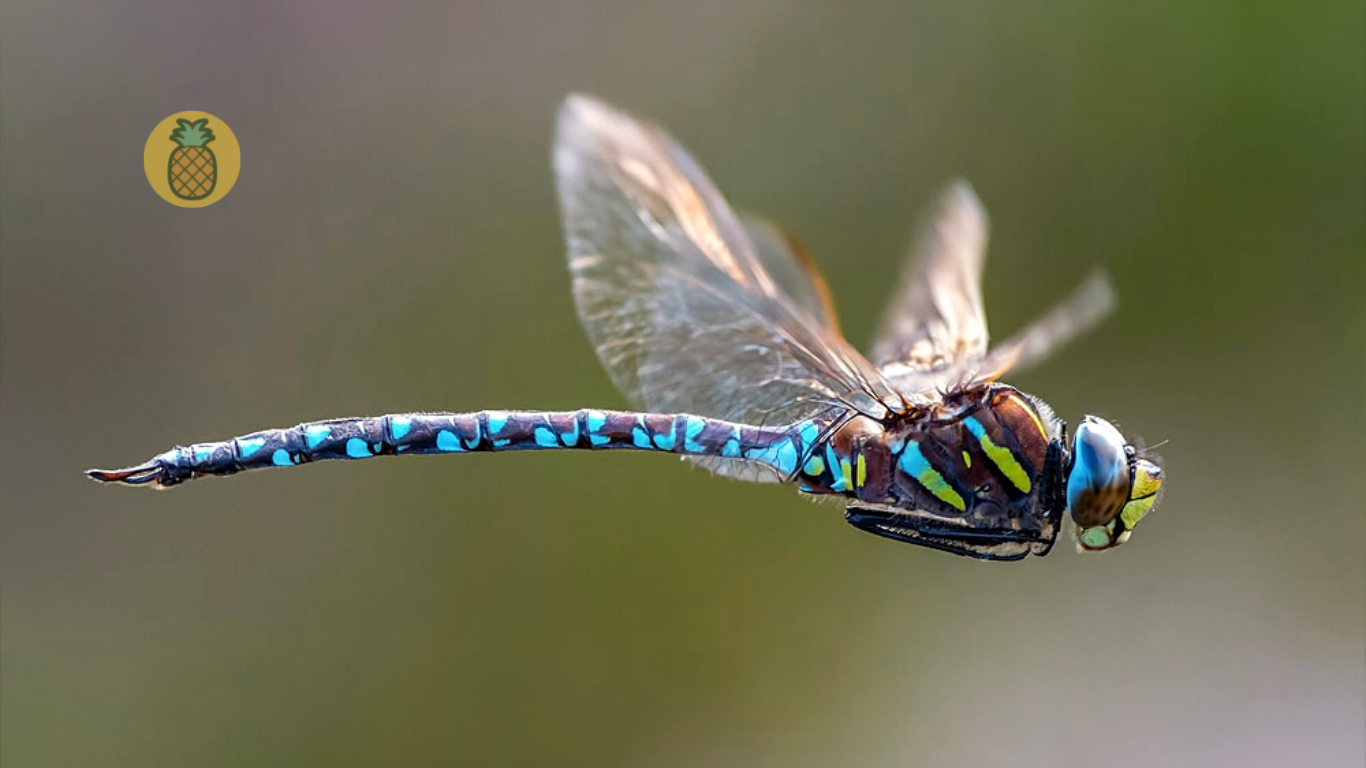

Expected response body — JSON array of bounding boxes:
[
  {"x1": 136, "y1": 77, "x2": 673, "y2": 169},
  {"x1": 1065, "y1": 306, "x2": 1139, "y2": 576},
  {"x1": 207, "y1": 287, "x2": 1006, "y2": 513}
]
[{"x1": 87, "y1": 409, "x2": 803, "y2": 489}]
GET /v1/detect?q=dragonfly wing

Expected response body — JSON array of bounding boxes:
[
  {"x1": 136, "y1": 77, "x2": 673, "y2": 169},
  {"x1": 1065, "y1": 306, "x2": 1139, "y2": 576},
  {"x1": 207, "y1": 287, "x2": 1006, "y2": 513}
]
[
  {"x1": 976, "y1": 269, "x2": 1116, "y2": 378},
  {"x1": 555, "y1": 95, "x2": 898, "y2": 480},
  {"x1": 870, "y1": 180, "x2": 990, "y2": 390},
  {"x1": 868, "y1": 181, "x2": 1115, "y2": 394},
  {"x1": 738, "y1": 215, "x2": 842, "y2": 335}
]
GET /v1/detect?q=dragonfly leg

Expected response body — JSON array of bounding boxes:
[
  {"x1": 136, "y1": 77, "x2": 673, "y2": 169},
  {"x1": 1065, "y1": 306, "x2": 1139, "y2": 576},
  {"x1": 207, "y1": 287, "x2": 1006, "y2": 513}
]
[{"x1": 844, "y1": 506, "x2": 1054, "y2": 561}]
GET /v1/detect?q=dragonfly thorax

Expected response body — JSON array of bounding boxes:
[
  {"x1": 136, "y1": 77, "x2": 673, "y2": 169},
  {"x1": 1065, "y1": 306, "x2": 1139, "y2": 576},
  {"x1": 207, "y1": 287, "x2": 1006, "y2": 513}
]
[{"x1": 829, "y1": 384, "x2": 1069, "y2": 560}]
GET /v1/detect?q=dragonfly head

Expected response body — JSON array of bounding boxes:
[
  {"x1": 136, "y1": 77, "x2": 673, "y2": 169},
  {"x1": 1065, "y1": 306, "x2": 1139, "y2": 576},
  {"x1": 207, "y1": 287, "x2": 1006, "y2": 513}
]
[{"x1": 1066, "y1": 415, "x2": 1163, "y2": 553}]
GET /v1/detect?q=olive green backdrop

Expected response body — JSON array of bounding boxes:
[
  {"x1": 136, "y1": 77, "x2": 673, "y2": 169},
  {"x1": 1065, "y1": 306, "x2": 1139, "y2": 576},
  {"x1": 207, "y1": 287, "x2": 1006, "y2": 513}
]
[{"x1": 3, "y1": 1, "x2": 1363, "y2": 766}]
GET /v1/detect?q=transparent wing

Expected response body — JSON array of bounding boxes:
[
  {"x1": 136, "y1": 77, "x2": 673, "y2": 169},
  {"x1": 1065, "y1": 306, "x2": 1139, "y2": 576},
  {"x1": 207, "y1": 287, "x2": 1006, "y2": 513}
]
[
  {"x1": 739, "y1": 215, "x2": 842, "y2": 334},
  {"x1": 555, "y1": 95, "x2": 899, "y2": 480},
  {"x1": 975, "y1": 270, "x2": 1116, "y2": 378},
  {"x1": 870, "y1": 180, "x2": 991, "y2": 375},
  {"x1": 871, "y1": 182, "x2": 1115, "y2": 394}
]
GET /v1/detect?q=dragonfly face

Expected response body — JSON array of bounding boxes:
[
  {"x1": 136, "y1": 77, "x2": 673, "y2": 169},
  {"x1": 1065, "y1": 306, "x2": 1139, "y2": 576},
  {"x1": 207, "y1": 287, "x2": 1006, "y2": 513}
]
[
  {"x1": 1067, "y1": 416, "x2": 1164, "y2": 552},
  {"x1": 89, "y1": 94, "x2": 1165, "y2": 562}
]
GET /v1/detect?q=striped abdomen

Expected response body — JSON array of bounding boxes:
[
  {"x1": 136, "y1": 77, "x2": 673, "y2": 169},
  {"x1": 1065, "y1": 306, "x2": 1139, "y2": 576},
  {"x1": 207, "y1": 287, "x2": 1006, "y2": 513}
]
[{"x1": 86, "y1": 409, "x2": 824, "y2": 489}]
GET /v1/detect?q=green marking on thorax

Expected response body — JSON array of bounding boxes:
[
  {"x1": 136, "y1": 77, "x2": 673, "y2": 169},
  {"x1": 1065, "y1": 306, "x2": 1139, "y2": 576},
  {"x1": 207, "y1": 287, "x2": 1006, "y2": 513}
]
[
  {"x1": 965, "y1": 417, "x2": 1031, "y2": 493},
  {"x1": 899, "y1": 442, "x2": 966, "y2": 511}
]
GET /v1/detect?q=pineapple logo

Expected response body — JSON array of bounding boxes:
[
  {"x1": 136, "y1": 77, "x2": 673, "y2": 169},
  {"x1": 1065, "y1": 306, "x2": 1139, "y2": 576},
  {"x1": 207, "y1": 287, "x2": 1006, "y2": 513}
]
[
  {"x1": 168, "y1": 119, "x2": 217, "y2": 199},
  {"x1": 144, "y1": 111, "x2": 240, "y2": 208}
]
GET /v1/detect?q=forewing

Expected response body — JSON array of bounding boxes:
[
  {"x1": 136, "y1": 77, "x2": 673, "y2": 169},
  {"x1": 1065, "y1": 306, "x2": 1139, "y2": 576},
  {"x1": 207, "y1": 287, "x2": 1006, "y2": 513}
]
[
  {"x1": 870, "y1": 180, "x2": 990, "y2": 375},
  {"x1": 739, "y1": 215, "x2": 842, "y2": 334},
  {"x1": 555, "y1": 96, "x2": 896, "y2": 467}
]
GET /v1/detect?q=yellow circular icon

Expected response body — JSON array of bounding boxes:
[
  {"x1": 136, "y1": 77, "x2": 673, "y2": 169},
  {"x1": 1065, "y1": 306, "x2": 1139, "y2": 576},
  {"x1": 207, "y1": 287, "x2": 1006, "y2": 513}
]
[{"x1": 144, "y1": 111, "x2": 240, "y2": 207}]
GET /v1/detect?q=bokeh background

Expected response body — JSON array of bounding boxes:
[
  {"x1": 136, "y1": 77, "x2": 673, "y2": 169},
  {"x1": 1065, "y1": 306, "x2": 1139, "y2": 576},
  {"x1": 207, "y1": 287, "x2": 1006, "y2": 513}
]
[{"x1": 3, "y1": 1, "x2": 1363, "y2": 766}]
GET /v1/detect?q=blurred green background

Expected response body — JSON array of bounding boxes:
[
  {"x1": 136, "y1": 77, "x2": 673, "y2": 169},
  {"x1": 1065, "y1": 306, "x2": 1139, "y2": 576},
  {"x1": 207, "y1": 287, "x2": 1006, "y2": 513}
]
[{"x1": 3, "y1": 1, "x2": 1363, "y2": 766}]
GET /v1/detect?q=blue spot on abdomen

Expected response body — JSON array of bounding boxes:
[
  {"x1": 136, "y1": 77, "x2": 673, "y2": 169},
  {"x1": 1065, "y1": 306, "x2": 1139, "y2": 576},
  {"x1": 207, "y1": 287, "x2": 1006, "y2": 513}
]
[
  {"x1": 682, "y1": 417, "x2": 706, "y2": 453},
  {"x1": 632, "y1": 426, "x2": 652, "y2": 449},
  {"x1": 305, "y1": 425, "x2": 331, "y2": 449},
  {"x1": 586, "y1": 410, "x2": 611, "y2": 446},
  {"x1": 436, "y1": 430, "x2": 463, "y2": 452},
  {"x1": 559, "y1": 420, "x2": 580, "y2": 446},
  {"x1": 652, "y1": 426, "x2": 676, "y2": 451},
  {"x1": 746, "y1": 439, "x2": 798, "y2": 476},
  {"x1": 485, "y1": 411, "x2": 509, "y2": 434}
]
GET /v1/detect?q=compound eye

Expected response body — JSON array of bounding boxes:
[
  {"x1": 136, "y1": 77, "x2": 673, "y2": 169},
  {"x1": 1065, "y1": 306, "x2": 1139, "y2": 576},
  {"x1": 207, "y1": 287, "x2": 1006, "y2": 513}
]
[
  {"x1": 1119, "y1": 458, "x2": 1163, "y2": 530},
  {"x1": 1066, "y1": 416, "x2": 1131, "y2": 527}
]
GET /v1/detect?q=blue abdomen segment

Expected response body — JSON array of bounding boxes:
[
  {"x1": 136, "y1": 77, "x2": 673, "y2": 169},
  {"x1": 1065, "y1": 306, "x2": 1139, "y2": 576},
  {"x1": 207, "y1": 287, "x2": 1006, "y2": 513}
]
[{"x1": 87, "y1": 410, "x2": 810, "y2": 489}]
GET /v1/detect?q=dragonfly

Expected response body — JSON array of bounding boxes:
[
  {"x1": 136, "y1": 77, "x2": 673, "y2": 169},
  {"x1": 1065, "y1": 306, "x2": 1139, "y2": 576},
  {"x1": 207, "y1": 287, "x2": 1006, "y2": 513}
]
[{"x1": 89, "y1": 94, "x2": 1164, "y2": 561}]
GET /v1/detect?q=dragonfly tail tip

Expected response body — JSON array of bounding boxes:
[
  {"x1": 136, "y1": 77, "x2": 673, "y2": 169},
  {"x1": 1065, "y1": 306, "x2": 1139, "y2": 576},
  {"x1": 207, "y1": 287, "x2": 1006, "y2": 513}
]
[{"x1": 85, "y1": 461, "x2": 170, "y2": 488}]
